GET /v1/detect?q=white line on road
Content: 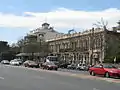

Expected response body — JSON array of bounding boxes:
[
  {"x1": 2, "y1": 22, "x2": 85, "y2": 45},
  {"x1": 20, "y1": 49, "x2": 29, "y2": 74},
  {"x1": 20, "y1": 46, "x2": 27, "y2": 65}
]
[
  {"x1": 0, "y1": 77, "x2": 4, "y2": 80},
  {"x1": 93, "y1": 88, "x2": 100, "y2": 90},
  {"x1": 34, "y1": 76, "x2": 45, "y2": 80}
]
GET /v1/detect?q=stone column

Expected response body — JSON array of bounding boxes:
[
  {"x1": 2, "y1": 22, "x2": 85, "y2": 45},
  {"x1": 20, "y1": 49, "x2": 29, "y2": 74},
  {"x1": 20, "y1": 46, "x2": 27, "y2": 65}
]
[
  {"x1": 72, "y1": 53, "x2": 75, "y2": 63},
  {"x1": 76, "y1": 53, "x2": 79, "y2": 64},
  {"x1": 83, "y1": 54, "x2": 86, "y2": 64},
  {"x1": 88, "y1": 51, "x2": 92, "y2": 65}
]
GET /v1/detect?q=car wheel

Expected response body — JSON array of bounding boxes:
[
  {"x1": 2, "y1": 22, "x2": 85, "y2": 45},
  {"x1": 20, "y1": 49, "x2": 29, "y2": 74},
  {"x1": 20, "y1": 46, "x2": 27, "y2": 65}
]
[
  {"x1": 46, "y1": 67, "x2": 49, "y2": 70},
  {"x1": 55, "y1": 68, "x2": 58, "y2": 71},
  {"x1": 25, "y1": 65, "x2": 28, "y2": 67},
  {"x1": 89, "y1": 71, "x2": 92, "y2": 75},
  {"x1": 43, "y1": 67, "x2": 45, "y2": 69},
  {"x1": 105, "y1": 72, "x2": 110, "y2": 78},
  {"x1": 25, "y1": 64, "x2": 29, "y2": 67},
  {"x1": 91, "y1": 71, "x2": 95, "y2": 76}
]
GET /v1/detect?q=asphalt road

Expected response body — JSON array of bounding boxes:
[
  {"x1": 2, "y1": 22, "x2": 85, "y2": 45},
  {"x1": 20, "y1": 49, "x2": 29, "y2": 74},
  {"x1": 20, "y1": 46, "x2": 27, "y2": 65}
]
[{"x1": 0, "y1": 65, "x2": 120, "y2": 90}]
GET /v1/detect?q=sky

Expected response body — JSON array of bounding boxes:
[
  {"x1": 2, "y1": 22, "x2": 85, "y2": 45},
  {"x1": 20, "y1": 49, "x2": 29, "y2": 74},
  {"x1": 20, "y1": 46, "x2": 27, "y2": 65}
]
[{"x1": 0, "y1": 0, "x2": 120, "y2": 44}]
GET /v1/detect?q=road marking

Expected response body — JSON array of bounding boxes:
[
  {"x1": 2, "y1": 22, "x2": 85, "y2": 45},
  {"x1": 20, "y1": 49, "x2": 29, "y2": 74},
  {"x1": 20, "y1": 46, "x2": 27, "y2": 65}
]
[
  {"x1": 93, "y1": 88, "x2": 100, "y2": 90},
  {"x1": 34, "y1": 76, "x2": 45, "y2": 79},
  {"x1": 70, "y1": 74, "x2": 77, "y2": 76},
  {"x1": 0, "y1": 77, "x2": 4, "y2": 80}
]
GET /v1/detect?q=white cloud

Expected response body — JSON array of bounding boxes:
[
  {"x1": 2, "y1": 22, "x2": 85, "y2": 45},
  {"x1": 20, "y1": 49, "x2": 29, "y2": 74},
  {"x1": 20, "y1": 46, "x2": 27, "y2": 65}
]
[{"x1": 0, "y1": 8, "x2": 120, "y2": 31}]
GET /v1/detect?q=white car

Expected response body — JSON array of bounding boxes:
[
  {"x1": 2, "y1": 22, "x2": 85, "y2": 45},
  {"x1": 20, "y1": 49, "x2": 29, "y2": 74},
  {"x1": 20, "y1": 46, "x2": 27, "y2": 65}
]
[
  {"x1": 10, "y1": 60, "x2": 20, "y2": 66},
  {"x1": 76, "y1": 64, "x2": 86, "y2": 71},
  {"x1": 13, "y1": 59, "x2": 23, "y2": 65},
  {"x1": 1, "y1": 60, "x2": 10, "y2": 65}
]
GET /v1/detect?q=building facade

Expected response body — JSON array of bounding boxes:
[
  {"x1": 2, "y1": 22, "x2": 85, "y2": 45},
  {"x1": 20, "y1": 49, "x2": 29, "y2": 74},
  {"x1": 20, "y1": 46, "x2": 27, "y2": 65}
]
[{"x1": 47, "y1": 21, "x2": 120, "y2": 65}]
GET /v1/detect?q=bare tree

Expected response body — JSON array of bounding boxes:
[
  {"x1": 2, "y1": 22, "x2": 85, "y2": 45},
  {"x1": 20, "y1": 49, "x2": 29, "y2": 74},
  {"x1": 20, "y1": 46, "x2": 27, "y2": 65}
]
[{"x1": 93, "y1": 17, "x2": 108, "y2": 30}]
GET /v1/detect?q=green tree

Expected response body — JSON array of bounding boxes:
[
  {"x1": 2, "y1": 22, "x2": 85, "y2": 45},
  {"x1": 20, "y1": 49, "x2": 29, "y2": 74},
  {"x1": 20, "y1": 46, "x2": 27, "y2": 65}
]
[
  {"x1": 0, "y1": 41, "x2": 12, "y2": 60},
  {"x1": 0, "y1": 41, "x2": 9, "y2": 53},
  {"x1": 104, "y1": 33, "x2": 120, "y2": 63},
  {"x1": 0, "y1": 51, "x2": 16, "y2": 61}
]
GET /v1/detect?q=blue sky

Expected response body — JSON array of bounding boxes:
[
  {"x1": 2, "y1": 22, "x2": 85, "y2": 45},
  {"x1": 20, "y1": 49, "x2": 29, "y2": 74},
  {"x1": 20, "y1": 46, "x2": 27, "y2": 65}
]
[{"x1": 0, "y1": 0, "x2": 120, "y2": 44}]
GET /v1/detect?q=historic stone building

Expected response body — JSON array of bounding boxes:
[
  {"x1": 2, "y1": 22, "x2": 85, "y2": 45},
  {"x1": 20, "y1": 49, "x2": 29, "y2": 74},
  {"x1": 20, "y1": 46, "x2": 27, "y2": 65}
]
[
  {"x1": 17, "y1": 22, "x2": 63, "y2": 60},
  {"x1": 23, "y1": 22, "x2": 63, "y2": 48},
  {"x1": 26, "y1": 22, "x2": 63, "y2": 42},
  {"x1": 47, "y1": 21, "x2": 120, "y2": 65}
]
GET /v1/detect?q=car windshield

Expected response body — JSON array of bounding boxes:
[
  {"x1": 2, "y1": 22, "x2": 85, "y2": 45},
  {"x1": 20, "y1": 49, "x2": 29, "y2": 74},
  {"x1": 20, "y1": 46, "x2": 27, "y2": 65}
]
[
  {"x1": 13, "y1": 60, "x2": 18, "y2": 62},
  {"x1": 16, "y1": 59, "x2": 22, "y2": 61},
  {"x1": 103, "y1": 65, "x2": 117, "y2": 68},
  {"x1": 46, "y1": 56, "x2": 58, "y2": 61},
  {"x1": 3, "y1": 60, "x2": 9, "y2": 62},
  {"x1": 29, "y1": 61, "x2": 36, "y2": 63},
  {"x1": 48, "y1": 62, "x2": 55, "y2": 65}
]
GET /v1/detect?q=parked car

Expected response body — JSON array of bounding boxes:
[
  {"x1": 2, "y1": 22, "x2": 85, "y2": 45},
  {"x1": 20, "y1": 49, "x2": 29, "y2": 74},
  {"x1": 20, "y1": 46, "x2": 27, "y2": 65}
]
[
  {"x1": 89, "y1": 64, "x2": 120, "y2": 78},
  {"x1": 10, "y1": 60, "x2": 20, "y2": 66},
  {"x1": 42, "y1": 62, "x2": 58, "y2": 70},
  {"x1": 67, "y1": 64, "x2": 76, "y2": 70},
  {"x1": 1, "y1": 60, "x2": 10, "y2": 65},
  {"x1": 14, "y1": 59, "x2": 23, "y2": 65},
  {"x1": 23, "y1": 60, "x2": 39, "y2": 68},
  {"x1": 59, "y1": 63, "x2": 70, "y2": 68},
  {"x1": 76, "y1": 64, "x2": 89, "y2": 71},
  {"x1": 76, "y1": 64, "x2": 86, "y2": 71}
]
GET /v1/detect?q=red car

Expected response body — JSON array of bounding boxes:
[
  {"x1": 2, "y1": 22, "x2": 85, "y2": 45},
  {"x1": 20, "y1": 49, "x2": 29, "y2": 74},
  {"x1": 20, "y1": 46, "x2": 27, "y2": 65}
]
[
  {"x1": 42, "y1": 62, "x2": 58, "y2": 70},
  {"x1": 89, "y1": 64, "x2": 120, "y2": 78},
  {"x1": 23, "y1": 60, "x2": 39, "y2": 68}
]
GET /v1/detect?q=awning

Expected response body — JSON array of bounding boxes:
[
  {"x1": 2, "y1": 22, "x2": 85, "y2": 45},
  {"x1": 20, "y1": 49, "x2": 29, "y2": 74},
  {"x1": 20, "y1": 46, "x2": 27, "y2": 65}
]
[
  {"x1": 16, "y1": 53, "x2": 30, "y2": 56},
  {"x1": 16, "y1": 52, "x2": 47, "y2": 57}
]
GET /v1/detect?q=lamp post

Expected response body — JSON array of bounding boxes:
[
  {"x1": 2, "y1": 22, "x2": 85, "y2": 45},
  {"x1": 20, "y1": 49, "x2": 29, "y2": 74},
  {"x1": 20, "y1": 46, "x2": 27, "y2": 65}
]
[{"x1": 32, "y1": 52, "x2": 34, "y2": 60}]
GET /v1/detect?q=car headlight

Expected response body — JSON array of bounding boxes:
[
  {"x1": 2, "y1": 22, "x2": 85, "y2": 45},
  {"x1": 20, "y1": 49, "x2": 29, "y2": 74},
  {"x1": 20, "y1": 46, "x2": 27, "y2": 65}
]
[
  {"x1": 109, "y1": 71, "x2": 113, "y2": 72},
  {"x1": 109, "y1": 71, "x2": 117, "y2": 73}
]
